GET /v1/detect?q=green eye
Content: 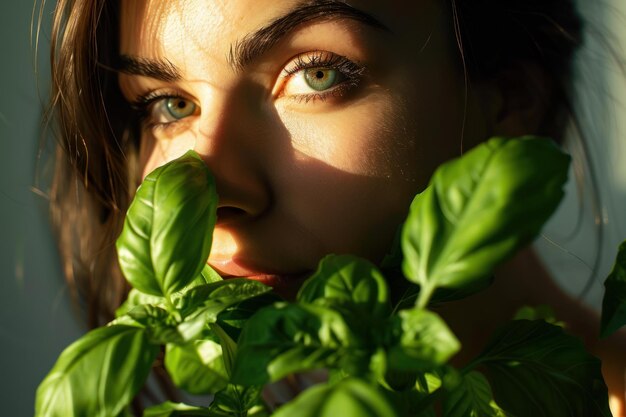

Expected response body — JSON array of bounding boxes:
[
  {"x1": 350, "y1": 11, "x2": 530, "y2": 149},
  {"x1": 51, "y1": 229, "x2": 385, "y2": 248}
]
[
  {"x1": 165, "y1": 98, "x2": 196, "y2": 120},
  {"x1": 303, "y1": 68, "x2": 339, "y2": 91}
]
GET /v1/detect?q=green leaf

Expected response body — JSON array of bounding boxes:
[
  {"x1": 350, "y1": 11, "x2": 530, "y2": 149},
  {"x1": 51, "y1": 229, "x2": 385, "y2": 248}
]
[
  {"x1": 143, "y1": 402, "x2": 215, "y2": 417},
  {"x1": 298, "y1": 254, "x2": 391, "y2": 318},
  {"x1": 443, "y1": 371, "x2": 507, "y2": 417},
  {"x1": 145, "y1": 401, "x2": 231, "y2": 417},
  {"x1": 513, "y1": 305, "x2": 565, "y2": 328},
  {"x1": 209, "y1": 384, "x2": 266, "y2": 416},
  {"x1": 231, "y1": 303, "x2": 365, "y2": 385},
  {"x1": 116, "y1": 265, "x2": 222, "y2": 318},
  {"x1": 35, "y1": 325, "x2": 159, "y2": 417},
  {"x1": 600, "y1": 240, "x2": 626, "y2": 337},
  {"x1": 176, "y1": 279, "x2": 272, "y2": 341},
  {"x1": 116, "y1": 150, "x2": 217, "y2": 297},
  {"x1": 383, "y1": 388, "x2": 436, "y2": 417},
  {"x1": 215, "y1": 292, "x2": 282, "y2": 342},
  {"x1": 177, "y1": 279, "x2": 271, "y2": 318},
  {"x1": 415, "y1": 372, "x2": 443, "y2": 394},
  {"x1": 473, "y1": 320, "x2": 611, "y2": 417},
  {"x1": 165, "y1": 340, "x2": 228, "y2": 394},
  {"x1": 200, "y1": 263, "x2": 224, "y2": 284},
  {"x1": 211, "y1": 323, "x2": 238, "y2": 377},
  {"x1": 386, "y1": 309, "x2": 460, "y2": 372},
  {"x1": 401, "y1": 137, "x2": 569, "y2": 305},
  {"x1": 116, "y1": 289, "x2": 165, "y2": 318},
  {"x1": 127, "y1": 304, "x2": 184, "y2": 344},
  {"x1": 272, "y1": 378, "x2": 398, "y2": 417},
  {"x1": 390, "y1": 368, "x2": 459, "y2": 416}
]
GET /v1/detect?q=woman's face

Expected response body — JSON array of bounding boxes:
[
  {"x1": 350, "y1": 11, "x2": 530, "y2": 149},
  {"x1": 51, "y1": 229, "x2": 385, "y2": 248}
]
[{"x1": 118, "y1": 0, "x2": 491, "y2": 295}]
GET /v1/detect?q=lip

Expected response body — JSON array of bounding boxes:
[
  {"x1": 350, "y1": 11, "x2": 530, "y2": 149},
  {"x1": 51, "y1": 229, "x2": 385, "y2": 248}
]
[{"x1": 209, "y1": 258, "x2": 311, "y2": 298}]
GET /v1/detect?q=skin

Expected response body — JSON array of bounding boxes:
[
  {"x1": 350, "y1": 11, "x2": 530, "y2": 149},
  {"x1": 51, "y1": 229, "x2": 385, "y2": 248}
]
[
  {"x1": 118, "y1": 0, "x2": 486, "y2": 284},
  {"x1": 118, "y1": 0, "x2": 625, "y2": 413}
]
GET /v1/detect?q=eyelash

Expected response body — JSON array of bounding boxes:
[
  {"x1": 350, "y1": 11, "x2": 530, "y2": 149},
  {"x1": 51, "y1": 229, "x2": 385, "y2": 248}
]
[
  {"x1": 129, "y1": 51, "x2": 366, "y2": 130},
  {"x1": 131, "y1": 90, "x2": 194, "y2": 132},
  {"x1": 281, "y1": 51, "x2": 366, "y2": 103}
]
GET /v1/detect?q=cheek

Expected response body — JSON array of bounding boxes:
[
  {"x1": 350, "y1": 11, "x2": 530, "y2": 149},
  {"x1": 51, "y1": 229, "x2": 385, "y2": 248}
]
[
  {"x1": 278, "y1": 83, "x2": 463, "y2": 190},
  {"x1": 272, "y1": 97, "x2": 424, "y2": 259},
  {"x1": 139, "y1": 130, "x2": 197, "y2": 179},
  {"x1": 278, "y1": 93, "x2": 420, "y2": 181},
  {"x1": 269, "y1": 71, "x2": 466, "y2": 259}
]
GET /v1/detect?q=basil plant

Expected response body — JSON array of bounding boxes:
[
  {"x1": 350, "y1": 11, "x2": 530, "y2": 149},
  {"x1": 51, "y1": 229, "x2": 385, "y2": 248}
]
[{"x1": 36, "y1": 137, "x2": 623, "y2": 417}]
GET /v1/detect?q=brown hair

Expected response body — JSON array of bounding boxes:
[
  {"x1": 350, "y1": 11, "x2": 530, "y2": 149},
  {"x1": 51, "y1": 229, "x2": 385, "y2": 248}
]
[
  {"x1": 452, "y1": 0, "x2": 583, "y2": 142},
  {"x1": 45, "y1": 0, "x2": 136, "y2": 327},
  {"x1": 42, "y1": 0, "x2": 583, "y2": 325}
]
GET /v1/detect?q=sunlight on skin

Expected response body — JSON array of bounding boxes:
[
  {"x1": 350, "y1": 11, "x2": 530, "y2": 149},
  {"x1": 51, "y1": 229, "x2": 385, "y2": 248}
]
[
  {"x1": 118, "y1": 0, "x2": 481, "y2": 277},
  {"x1": 116, "y1": 1, "x2": 626, "y2": 413},
  {"x1": 611, "y1": 395, "x2": 623, "y2": 417}
]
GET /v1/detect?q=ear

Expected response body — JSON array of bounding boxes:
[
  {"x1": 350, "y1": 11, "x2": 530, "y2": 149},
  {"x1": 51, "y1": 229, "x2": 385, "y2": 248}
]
[{"x1": 489, "y1": 62, "x2": 553, "y2": 137}]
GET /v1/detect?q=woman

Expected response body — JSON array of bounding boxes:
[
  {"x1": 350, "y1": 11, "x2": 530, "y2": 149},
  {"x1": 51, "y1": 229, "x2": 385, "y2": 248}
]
[{"x1": 46, "y1": 0, "x2": 626, "y2": 414}]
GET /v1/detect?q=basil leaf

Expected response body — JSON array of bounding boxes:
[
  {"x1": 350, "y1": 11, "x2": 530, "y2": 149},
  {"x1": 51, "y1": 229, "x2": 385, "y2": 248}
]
[
  {"x1": 143, "y1": 402, "x2": 215, "y2": 416},
  {"x1": 209, "y1": 384, "x2": 266, "y2": 417},
  {"x1": 416, "y1": 372, "x2": 443, "y2": 394},
  {"x1": 232, "y1": 303, "x2": 364, "y2": 385},
  {"x1": 298, "y1": 254, "x2": 391, "y2": 318},
  {"x1": 116, "y1": 289, "x2": 165, "y2": 318},
  {"x1": 210, "y1": 323, "x2": 238, "y2": 377},
  {"x1": 391, "y1": 368, "x2": 459, "y2": 416},
  {"x1": 386, "y1": 309, "x2": 460, "y2": 372},
  {"x1": 474, "y1": 320, "x2": 611, "y2": 417},
  {"x1": 402, "y1": 137, "x2": 569, "y2": 305},
  {"x1": 116, "y1": 150, "x2": 217, "y2": 297},
  {"x1": 216, "y1": 292, "x2": 282, "y2": 342},
  {"x1": 35, "y1": 325, "x2": 158, "y2": 417},
  {"x1": 173, "y1": 264, "x2": 224, "y2": 303},
  {"x1": 127, "y1": 304, "x2": 184, "y2": 345},
  {"x1": 442, "y1": 371, "x2": 507, "y2": 417},
  {"x1": 383, "y1": 388, "x2": 437, "y2": 417},
  {"x1": 176, "y1": 279, "x2": 272, "y2": 341},
  {"x1": 273, "y1": 378, "x2": 398, "y2": 417},
  {"x1": 117, "y1": 265, "x2": 223, "y2": 318},
  {"x1": 165, "y1": 340, "x2": 228, "y2": 394},
  {"x1": 513, "y1": 305, "x2": 564, "y2": 327},
  {"x1": 177, "y1": 279, "x2": 271, "y2": 318},
  {"x1": 200, "y1": 263, "x2": 223, "y2": 284},
  {"x1": 600, "y1": 240, "x2": 626, "y2": 338}
]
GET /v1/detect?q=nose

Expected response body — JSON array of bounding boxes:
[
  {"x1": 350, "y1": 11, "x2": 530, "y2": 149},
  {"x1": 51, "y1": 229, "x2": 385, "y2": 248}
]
[{"x1": 193, "y1": 88, "x2": 272, "y2": 225}]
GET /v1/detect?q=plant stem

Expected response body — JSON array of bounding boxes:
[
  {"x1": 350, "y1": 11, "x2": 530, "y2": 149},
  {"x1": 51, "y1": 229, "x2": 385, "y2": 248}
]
[
  {"x1": 165, "y1": 294, "x2": 175, "y2": 312},
  {"x1": 416, "y1": 283, "x2": 435, "y2": 309}
]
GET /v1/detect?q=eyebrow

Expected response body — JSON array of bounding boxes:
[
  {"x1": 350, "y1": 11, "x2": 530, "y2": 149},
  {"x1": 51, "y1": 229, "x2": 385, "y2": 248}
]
[
  {"x1": 116, "y1": 0, "x2": 390, "y2": 81},
  {"x1": 229, "y1": 0, "x2": 390, "y2": 71},
  {"x1": 116, "y1": 55, "x2": 181, "y2": 82}
]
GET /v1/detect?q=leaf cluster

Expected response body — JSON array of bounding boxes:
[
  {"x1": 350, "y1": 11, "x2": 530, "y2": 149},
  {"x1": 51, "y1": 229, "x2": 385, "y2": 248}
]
[{"x1": 35, "y1": 139, "x2": 620, "y2": 417}]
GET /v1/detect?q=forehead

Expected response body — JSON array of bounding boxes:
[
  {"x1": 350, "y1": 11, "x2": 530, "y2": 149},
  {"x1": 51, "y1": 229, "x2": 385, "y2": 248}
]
[
  {"x1": 120, "y1": 0, "x2": 290, "y2": 57},
  {"x1": 119, "y1": 0, "x2": 445, "y2": 61}
]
